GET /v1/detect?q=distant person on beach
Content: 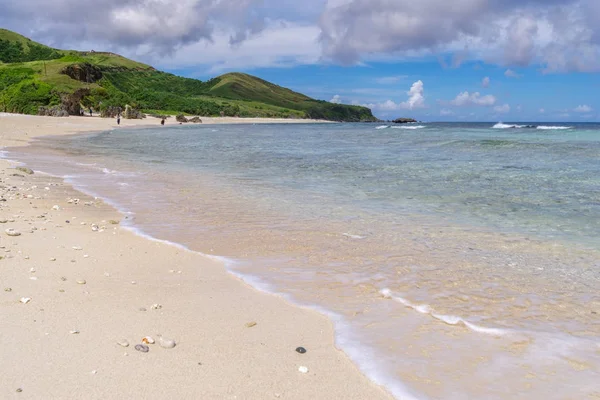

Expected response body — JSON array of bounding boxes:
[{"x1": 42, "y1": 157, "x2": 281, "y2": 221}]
[
  {"x1": 161, "y1": 118, "x2": 165, "y2": 126},
  {"x1": 117, "y1": 115, "x2": 121, "y2": 125},
  {"x1": 89, "y1": 108, "x2": 92, "y2": 117}
]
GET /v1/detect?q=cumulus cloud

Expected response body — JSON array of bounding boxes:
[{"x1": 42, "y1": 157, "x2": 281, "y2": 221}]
[
  {"x1": 319, "y1": 0, "x2": 600, "y2": 72},
  {"x1": 330, "y1": 94, "x2": 342, "y2": 103},
  {"x1": 504, "y1": 69, "x2": 522, "y2": 78},
  {"x1": 574, "y1": 104, "x2": 592, "y2": 112},
  {"x1": 449, "y1": 91, "x2": 497, "y2": 107},
  {"x1": 362, "y1": 80, "x2": 426, "y2": 111},
  {"x1": 494, "y1": 104, "x2": 511, "y2": 113},
  {"x1": 482, "y1": 77, "x2": 490, "y2": 88}
]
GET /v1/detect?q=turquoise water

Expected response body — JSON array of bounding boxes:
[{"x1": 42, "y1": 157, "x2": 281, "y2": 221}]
[{"x1": 9, "y1": 122, "x2": 600, "y2": 399}]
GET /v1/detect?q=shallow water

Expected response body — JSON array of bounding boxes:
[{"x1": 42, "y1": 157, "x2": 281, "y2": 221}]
[{"x1": 8, "y1": 122, "x2": 600, "y2": 399}]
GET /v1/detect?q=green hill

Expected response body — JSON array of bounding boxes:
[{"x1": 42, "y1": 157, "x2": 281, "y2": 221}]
[{"x1": 0, "y1": 29, "x2": 376, "y2": 121}]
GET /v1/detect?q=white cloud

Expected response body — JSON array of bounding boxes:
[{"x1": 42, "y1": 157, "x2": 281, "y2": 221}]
[
  {"x1": 400, "y1": 80, "x2": 425, "y2": 110},
  {"x1": 330, "y1": 94, "x2": 342, "y2": 103},
  {"x1": 494, "y1": 104, "x2": 511, "y2": 113},
  {"x1": 482, "y1": 77, "x2": 490, "y2": 88},
  {"x1": 574, "y1": 105, "x2": 592, "y2": 113},
  {"x1": 449, "y1": 91, "x2": 497, "y2": 107},
  {"x1": 504, "y1": 69, "x2": 522, "y2": 78}
]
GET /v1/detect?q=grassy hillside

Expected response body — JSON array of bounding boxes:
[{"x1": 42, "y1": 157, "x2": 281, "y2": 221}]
[{"x1": 0, "y1": 29, "x2": 377, "y2": 121}]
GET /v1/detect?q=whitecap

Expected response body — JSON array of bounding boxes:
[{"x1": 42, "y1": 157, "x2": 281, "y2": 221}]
[
  {"x1": 391, "y1": 125, "x2": 426, "y2": 130},
  {"x1": 536, "y1": 125, "x2": 572, "y2": 130},
  {"x1": 493, "y1": 122, "x2": 525, "y2": 129},
  {"x1": 375, "y1": 125, "x2": 390, "y2": 130}
]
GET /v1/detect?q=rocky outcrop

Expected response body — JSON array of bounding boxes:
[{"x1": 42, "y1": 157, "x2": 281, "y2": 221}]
[
  {"x1": 38, "y1": 105, "x2": 69, "y2": 117},
  {"x1": 60, "y1": 88, "x2": 90, "y2": 116},
  {"x1": 176, "y1": 114, "x2": 188, "y2": 123},
  {"x1": 188, "y1": 116, "x2": 202, "y2": 123},
  {"x1": 392, "y1": 118, "x2": 417, "y2": 124},
  {"x1": 101, "y1": 106, "x2": 122, "y2": 118},
  {"x1": 124, "y1": 104, "x2": 144, "y2": 119},
  {"x1": 60, "y1": 63, "x2": 103, "y2": 83}
]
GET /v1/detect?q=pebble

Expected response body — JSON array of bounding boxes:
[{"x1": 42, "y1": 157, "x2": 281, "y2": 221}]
[
  {"x1": 16, "y1": 388, "x2": 22, "y2": 393},
  {"x1": 142, "y1": 336, "x2": 155, "y2": 344},
  {"x1": 298, "y1": 366, "x2": 309, "y2": 374},
  {"x1": 50, "y1": 257, "x2": 56, "y2": 261},
  {"x1": 5, "y1": 287, "x2": 12, "y2": 292},
  {"x1": 295, "y1": 347, "x2": 307, "y2": 354},
  {"x1": 134, "y1": 344, "x2": 149, "y2": 353},
  {"x1": 5, "y1": 228, "x2": 21, "y2": 237},
  {"x1": 150, "y1": 304, "x2": 162, "y2": 310},
  {"x1": 73, "y1": 246, "x2": 83, "y2": 251},
  {"x1": 158, "y1": 335, "x2": 176, "y2": 349},
  {"x1": 76, "y1": 279, "x2": 86, "y2": 285},
  {"x1": 52, "y1": 205, "x2": 60, "y2": 211},
  {"x1": 69, "y1": 330, "x2": 80, "y2": 334},
  {"x1": 139, "y1": 307, "x2": 147, "y2": 312},
  {"x1": 20, "y1": 297, "x2": 31, "y2": 304},
  {"x1": 117, "y1": 339, "x2": 130, "y2": 347},
  {"x1": 245, "y1": 321, "x2": 257, "y2": 328},
  {"x1": 60, "y1": 277, "x2": 67, "y2": 281}
]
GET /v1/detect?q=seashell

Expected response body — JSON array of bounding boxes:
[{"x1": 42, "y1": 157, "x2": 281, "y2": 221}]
[
  {"x1": 245, "y1": 321, "x2": 257, "y2": 328},
  {"x1": 73, "y1": 246, "x2": 82, "y2": 250},
  {"x1": 83, "y1": 255, "x2": 89, "y2": 258},
  {"x1": 0, "y1": 219, "x2": 7, "y2": 223},
  {"x1": 134, "y1": 344, "x2": 149, "y2": 353},
  {"x1": 50, "y1": 257, "x2": 56, "y2": 261},
  {"x1": 5, "y1": 287, "x2": 12, "y2": 292},
  {"x1": 76, "y1": 279, "x2": 86, "y2": 285},
  {"x1": 29, "y1": 277, "x2": 37, "y2": 281},
  {"x1": 295, "y1": 347, "x2": 307, "y2": 354},
  {"x1": 52, "y1": 205, "x2": 60, "y2": 211},
  {"x1": 69, "y1": 330, "x2": 80, "y2": 334},
  {"x1": 91, "y1": 224, "x2": 99, "y2": 232},
  {"x1": 5, "y1": 229, "x2": 21, "y2": 237},
  {"x1": 117, "y1": 339, "x2": 129, "y2": 347},
  {"x1": 109, "y1": 220, "x2": 119, "y2": 225},
  {"x1": 150, "y1": 304, "x2": 162, "y2": 310},
  {"x1": 20, "y1": 297, "x2": 31, "y2": 304},
  {"x1": 142, "y1": 336, "x2": 155, "y2": 344},
  {"x1": 298, "y1": 366, "x2": 309, "y2": 374},
  {"x1": 158, "y1": 335, "x2": 176, "y2": 349}
]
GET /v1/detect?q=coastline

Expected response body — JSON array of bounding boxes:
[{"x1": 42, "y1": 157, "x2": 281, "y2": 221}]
[{"x1": 0, "y1": 114, "x2": 392, "y2": 399}]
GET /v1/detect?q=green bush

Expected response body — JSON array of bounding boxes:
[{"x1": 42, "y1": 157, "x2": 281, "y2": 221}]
[{"x1": 0, "y1": 79, "x2": 59, "y2": 114}]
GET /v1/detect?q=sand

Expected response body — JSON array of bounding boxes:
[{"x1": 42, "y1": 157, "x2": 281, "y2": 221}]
[{"x1": 0, "y1": 114, "x2": 392, "y2": 399}]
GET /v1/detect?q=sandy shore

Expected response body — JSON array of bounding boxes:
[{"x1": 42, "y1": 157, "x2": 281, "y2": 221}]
[{"x1": 0, "y1": 114, "x2": 391, "y2": 399}]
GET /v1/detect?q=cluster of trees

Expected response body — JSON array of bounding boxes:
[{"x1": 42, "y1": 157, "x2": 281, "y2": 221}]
[{"x1": 0, "y1": 39, "x2": 62, "y2": 63}]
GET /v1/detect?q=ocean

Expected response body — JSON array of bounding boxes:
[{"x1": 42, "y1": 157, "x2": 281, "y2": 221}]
[{"x1": 7, "y1": 122, "x2": 600, "y2": 399}]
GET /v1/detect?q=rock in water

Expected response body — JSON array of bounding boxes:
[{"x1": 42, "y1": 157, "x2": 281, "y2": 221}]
[
  {"x1": 16, "y1": 167, "x2": 34, "y2": 175},
  {"x1": 134, "y1": 344, "x2": 149, "y2": 353}
]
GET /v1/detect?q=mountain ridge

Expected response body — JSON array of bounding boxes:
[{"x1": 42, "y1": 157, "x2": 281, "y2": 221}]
[{"x1": 0, "y1": 29, "x2": 377, "y2": 121}]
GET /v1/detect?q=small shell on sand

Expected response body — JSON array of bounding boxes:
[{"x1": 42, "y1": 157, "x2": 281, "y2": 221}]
[
  {"x1": 20, "y1": 297, "x2": 31, "y2": 304},
  {"x1": 298, "y1": 366, "x2": 309, "y2": 374},
  {"x1": 5, "y1": 229, "x2": 21, "y2": 237},
  {"x1": 245, "y1": 322, "x2": 257, "y2": 328},
  {"x1": 158, "y1": 335, "x2": 176, "y2": 349},
  {"x1": 135, "y1": 344, "x2": 149, "y2": 353},
  {"x1": 50, "y1": 257, "x2": 56, "y2": 261},
  {"x1": 142, "y1": 336, "x2": 155, "y2": 344},
  {"x1": 150, "y1": 304, "x2": 162, "y2": 310},
  {"x1": 91, "y1": 224, "x2": 99, "y2": 232},
  {"x1": 76, "y1": 279, "x2": 86, "y2": 285},
  {"x1": 5, "y1": 287, "x2": 12, "y2": 292},
  {"x1": 117, "y1": 339, "x2": 130, "y2": 347},
  {"x1": 52, "y1": 205, "x2": 60, "y2": 210},
  {"x1": 69, "y1": 330, "x2": 80, "y2": 334},
  {"x1": 72, "y1": 246, "x2": 83, "y2": 251}
]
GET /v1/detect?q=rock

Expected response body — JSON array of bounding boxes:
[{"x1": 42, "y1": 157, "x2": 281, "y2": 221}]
[
  {"x1": 176, "y1": 114, "x2": 189, "y2": 123},
  {"x1": 188, "y1": 117, "x2": 202, "y2": 123},
  {"x1": 15, "y1": 167, "x2": 34, "y2": 175},
  {"x1": 108, "y1": 220, "x2": 119, "y2": 225},
  {"x1": 38, "y1": 106, "x2": 69, "y2": 117},
  {"x1": 117, "y1": 339, "x2": 130, "y2": 347},
  {"x1": 5, "y1": 229, "x2": 21, "y2": 237},
  {"x1": 4, "y1": 287, "x2": 12, "y2": 292},
  {"x1": 392, "y1": 118, "x2": 417, "y2": 124},
  {"x1": 298, "y1": 366, "x2": 309, "y2": 373},
  {"x1": 295, "y1": 347, "x2": 307, "y2": 354},
  {"x1": 61, "y1": 63, "x2": 103, "y2": 83},
  {"x1": 158, "y1": 335, "x2": 176, "y2": 349},
  {"x1": 124, "y1": 105, "x2": 145, "y2": 120},
  {"x1": 100, "y1": 106, "x2": 122, "y2": 118},
  {"x1": 245, "y1": 321, "x2": 257, "y2": 328},
  {"x1": 134, "y1": 344, "x2": 149, "y2": 353}
]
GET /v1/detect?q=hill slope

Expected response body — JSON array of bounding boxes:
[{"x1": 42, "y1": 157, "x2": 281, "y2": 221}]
[{"x1": 0, "y1": 29, "x2": 376, "y2": 121}]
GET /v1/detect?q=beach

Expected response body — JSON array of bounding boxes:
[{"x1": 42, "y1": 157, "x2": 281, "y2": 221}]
[{"x1": 0, "y1": 114, "x2": 392, "y2": 400}]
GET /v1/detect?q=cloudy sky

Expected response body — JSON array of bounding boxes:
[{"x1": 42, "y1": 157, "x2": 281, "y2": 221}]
[{"x1": 2, "y1": 0, "x2": 599, "y2": 121}]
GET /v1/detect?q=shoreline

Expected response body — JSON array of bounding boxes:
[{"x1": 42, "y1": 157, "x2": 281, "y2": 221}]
[{"x1": 0, "y1": 114, "x2": 393, "y2": 399}]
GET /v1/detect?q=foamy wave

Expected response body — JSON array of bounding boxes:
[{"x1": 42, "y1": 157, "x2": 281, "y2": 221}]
[
  {"x1": 536, "y1": 125, "x2": 572, "y2": 130},
  {"x1": 379, "y1": 288, "x2": 508, "y2": 336},
  {"x1": 493, "y1": 122, "x2": 526, "y2": 129},
  {"x1": 375, "y1": 125, "x2": 390, "y2": 130},
  {"x1": 342, "y1": 233, "x2": 366, "y2": 239},
  {"x1": 391, "y1": 125, "x2": 425, "y2": 130}
]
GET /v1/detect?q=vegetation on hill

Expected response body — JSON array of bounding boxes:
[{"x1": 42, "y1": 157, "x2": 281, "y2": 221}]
[{"x1": 0, "y1": 29, "x2": 377, "y2": 121}]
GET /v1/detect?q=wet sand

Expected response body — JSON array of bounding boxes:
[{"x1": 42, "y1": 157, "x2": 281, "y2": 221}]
[{"x1": 0, "y1": 114, "x2": 392, "y2": 400}]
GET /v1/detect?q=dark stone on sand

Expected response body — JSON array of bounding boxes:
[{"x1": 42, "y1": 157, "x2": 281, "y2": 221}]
[
  {"x1": 11, "y1": 174, "x2": 24, "y2": 178},
  {"x1": 295, "y1": 346, "x2": 307, "y2": 354},
  {"x1": 189, "y1": 116, "x2": 202, "y2": 123},
  {"x1": 38, "y1": 105, "x2": 69, "y2": 117},
  {"x1": 16, "y1": 167, "x2": 34, "y2": 175},
  {"x1": 135, "y1": 344, "x2": 149, "y2": 353},
  {"x1": 176, "y1": 114, "x2": 189, "y2": 123}
]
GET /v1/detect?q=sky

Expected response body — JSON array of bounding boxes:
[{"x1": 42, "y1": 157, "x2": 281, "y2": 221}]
[{"x1": 1, "y1": 0, "x2": 599, "y2": 121}]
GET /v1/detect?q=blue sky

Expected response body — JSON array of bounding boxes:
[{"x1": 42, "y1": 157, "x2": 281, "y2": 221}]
[{"x1": 2, "y1": 0, "x2": 599, "y2": 121}]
